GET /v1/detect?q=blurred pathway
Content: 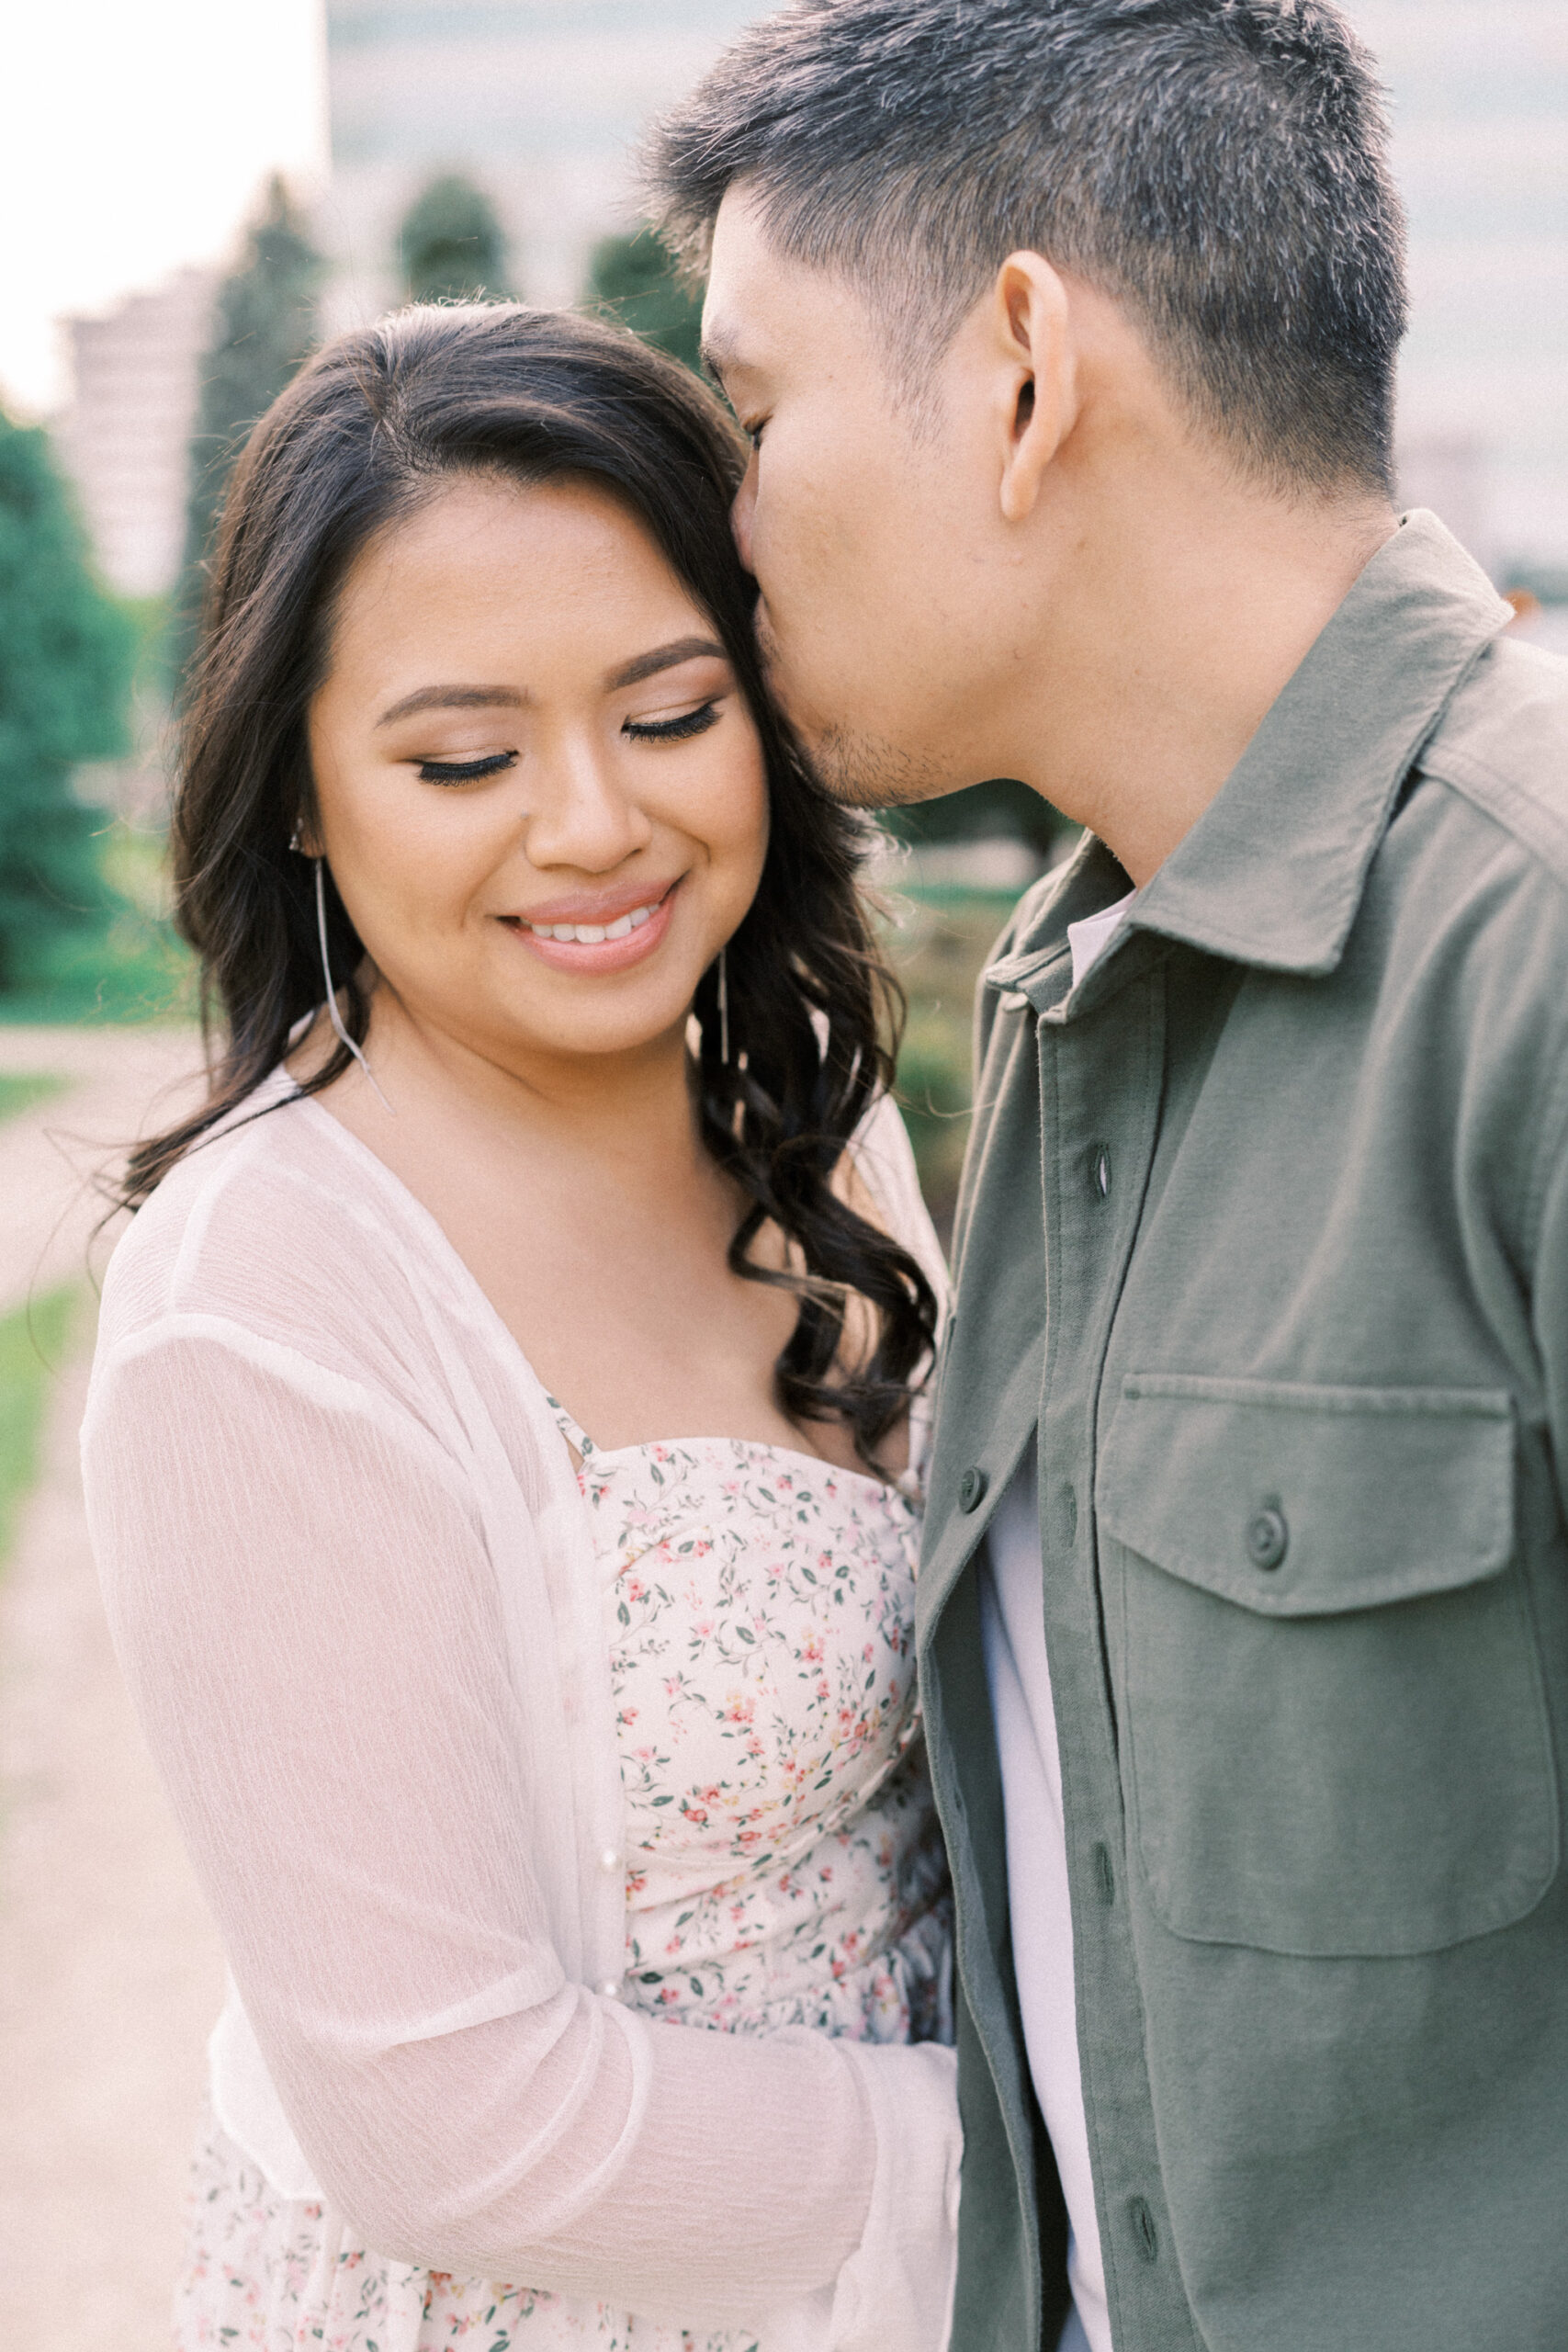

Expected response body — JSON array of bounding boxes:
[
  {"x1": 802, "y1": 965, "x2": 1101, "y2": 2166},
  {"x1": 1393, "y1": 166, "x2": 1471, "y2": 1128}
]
[{"x1": 0, "y1": 1027, "x2": 223, "y2": 2351}]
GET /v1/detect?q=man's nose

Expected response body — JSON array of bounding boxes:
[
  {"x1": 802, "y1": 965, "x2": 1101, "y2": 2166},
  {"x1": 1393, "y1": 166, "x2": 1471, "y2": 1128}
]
[{"x1": 730, "y1": 455, "x2": 758, "y2": 576}]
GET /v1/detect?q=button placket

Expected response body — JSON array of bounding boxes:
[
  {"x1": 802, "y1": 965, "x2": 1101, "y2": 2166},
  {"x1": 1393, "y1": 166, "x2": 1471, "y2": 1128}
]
[{"x1": 958, "y1": 1464, "x2": 990, "y2": 1513}]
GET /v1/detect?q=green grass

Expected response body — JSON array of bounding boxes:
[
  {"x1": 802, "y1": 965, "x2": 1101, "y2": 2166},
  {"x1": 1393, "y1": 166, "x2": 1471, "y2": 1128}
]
[
  {"x1": 0, "y1": 1072, "x2": 68, "y2": 1126},
  {"x1": 0, "y1": 1286, "x2": 78, "y2": 1569}
]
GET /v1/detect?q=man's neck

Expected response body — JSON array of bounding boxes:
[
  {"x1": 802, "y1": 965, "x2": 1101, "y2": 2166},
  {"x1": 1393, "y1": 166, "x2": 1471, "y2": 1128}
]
[{"x1": 999, "y1": 472, "x2": 1398, "y2": 888}]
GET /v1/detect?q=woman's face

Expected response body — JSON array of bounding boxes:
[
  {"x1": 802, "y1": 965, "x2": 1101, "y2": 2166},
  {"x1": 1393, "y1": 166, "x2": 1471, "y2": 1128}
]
[{"x1": 306, "y1": 472, "x2": 770, "y2": 1070}]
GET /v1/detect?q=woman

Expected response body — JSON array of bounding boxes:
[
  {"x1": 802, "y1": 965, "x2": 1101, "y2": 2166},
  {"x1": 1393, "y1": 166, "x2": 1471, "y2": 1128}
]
[{"x1": 82, "y1": 304, "x2": 960, "y2": 2352}]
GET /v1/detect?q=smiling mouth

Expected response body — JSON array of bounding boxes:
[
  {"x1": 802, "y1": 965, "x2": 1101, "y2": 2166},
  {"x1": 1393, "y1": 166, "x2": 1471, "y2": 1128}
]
[
  {"x1": 515, "y1": 894, "x2": 665, "y2": 944},
  {"x1": 499, "y1": 880, "x2": 682, "y2": 972}
]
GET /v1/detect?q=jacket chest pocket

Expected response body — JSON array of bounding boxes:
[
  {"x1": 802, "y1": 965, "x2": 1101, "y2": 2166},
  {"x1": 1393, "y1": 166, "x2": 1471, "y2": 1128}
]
[{"x1": 1097, "y1": 1374, "x2": 1558, "y2": 1958}]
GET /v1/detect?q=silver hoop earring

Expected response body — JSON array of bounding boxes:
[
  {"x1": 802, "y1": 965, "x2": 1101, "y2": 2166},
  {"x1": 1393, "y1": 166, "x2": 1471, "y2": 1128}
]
[
  {"x1": 314, "y1": 858, "x2": 393, "y2": 1114},
  {"x1": 716, "y1": 946, "x2": 730, "y2": 1069},
  {"x1": 288, "y1": 821, "x2": 304, "y2": 854}
]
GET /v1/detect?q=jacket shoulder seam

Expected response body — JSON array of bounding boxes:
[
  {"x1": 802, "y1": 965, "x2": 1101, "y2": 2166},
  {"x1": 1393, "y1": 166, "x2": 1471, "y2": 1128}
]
[{"x1": 1418, "y1": 744, "x2": 1568, "y2": 896}]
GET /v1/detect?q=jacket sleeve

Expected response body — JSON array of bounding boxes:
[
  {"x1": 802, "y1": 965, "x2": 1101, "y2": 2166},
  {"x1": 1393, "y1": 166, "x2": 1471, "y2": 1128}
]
[
  {"x1": 83, "y1": 1320, "x2": 958, "y2": 2344},
  {"x1": 1529, "y1": 1040, "x2": 1568, "y2": 1537}
]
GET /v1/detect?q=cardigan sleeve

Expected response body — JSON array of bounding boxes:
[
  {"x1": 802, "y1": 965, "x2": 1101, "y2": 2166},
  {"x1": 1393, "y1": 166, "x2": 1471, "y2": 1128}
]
[{"x1": 84, "y1": 1315, "x2": 958, "y2": 2344}]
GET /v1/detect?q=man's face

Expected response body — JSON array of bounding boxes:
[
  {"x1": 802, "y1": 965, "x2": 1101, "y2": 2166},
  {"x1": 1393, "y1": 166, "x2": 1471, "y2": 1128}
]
[{"x1": 702, "y1": 186, "x2": 1012, "y2": 809}]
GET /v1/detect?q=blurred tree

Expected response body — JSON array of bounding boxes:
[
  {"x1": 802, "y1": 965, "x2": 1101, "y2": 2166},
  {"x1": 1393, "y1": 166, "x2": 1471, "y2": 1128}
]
[
  {"x1": 174, "y1": 176, "x2": 321, "y2": 692},
  {"x1": 400, "y1": 175, "x2": 510, "y2": 303},
  {"x1": 0, "y1": 409, "x2": 135, "y2": 987},
  {"x1": 584, "y1": 227, "x2": 704, "y2": 374}
]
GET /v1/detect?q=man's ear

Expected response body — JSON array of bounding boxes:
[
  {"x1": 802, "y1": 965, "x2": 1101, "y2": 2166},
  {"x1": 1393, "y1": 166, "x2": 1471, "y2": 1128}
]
[{"x1": 991, "y1": 252, "x2": 1077, "y2": 525}]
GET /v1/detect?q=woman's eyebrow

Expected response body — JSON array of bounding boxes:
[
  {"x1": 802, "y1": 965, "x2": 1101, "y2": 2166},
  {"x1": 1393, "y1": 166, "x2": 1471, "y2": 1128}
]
[
  {"x1": 376, "y1": 684, "x2": 525, "y2": 727},
  {"x1": 606, "y1": 637, "x2": 727, "y2": 690}
]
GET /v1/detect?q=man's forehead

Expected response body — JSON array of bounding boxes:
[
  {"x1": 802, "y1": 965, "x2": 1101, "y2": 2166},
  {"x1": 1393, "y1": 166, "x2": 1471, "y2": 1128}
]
[
  {"x1": 704, "y1": 188, "x2": 866, "y2": 382},
  {"x1": 702, "y1": 187, "x2": 782, "y2": 375}
]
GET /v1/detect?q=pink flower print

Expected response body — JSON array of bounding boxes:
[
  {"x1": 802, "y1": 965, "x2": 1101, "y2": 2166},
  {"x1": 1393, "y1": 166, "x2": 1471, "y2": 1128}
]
[{"x1": 721, "y1": 1691, "x2": 756, "y2": 1724}]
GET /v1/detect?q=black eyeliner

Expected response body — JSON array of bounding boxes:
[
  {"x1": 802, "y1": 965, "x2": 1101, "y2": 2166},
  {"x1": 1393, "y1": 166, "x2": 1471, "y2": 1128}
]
[
  {"x1": 624, "y1": 701, "x2": 722, "y2": 743},
  {"x1": 417, "y1": 751, "x2": 518, "y2": 785}
]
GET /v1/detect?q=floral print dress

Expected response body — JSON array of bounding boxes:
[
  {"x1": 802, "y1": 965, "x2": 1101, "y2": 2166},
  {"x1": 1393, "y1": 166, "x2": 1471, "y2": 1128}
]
[{"x1": 176, "y1": 1403, "x2": 951, "y2": 2352}]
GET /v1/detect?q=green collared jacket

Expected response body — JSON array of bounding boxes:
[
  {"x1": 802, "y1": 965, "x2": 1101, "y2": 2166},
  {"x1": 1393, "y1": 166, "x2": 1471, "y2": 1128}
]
[{"x1": 917, "y1": 514, "x2": 1568, "y2": 2352}]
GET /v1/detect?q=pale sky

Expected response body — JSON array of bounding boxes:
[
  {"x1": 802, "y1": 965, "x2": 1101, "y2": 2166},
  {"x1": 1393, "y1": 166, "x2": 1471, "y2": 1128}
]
[{"x1": 0, "y1": 0, "x2": 330, "y2": 419}]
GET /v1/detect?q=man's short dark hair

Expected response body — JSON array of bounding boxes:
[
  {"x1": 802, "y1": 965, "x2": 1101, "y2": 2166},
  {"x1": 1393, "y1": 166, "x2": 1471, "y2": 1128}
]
[{"x1": 649, "y1": 0, "x2": 1407, "y2": 495}]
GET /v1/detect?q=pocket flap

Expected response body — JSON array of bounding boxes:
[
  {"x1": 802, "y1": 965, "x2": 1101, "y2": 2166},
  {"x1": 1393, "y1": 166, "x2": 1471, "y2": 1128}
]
[{"x1": 1098, "y1": 1374, "x2": 1514, "y2": 1616}]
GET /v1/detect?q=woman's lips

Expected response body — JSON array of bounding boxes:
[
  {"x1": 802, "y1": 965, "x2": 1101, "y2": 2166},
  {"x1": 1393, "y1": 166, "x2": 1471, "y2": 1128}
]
[{"x1": 500, "y1": 881, "x2": 681, "y2": 974}]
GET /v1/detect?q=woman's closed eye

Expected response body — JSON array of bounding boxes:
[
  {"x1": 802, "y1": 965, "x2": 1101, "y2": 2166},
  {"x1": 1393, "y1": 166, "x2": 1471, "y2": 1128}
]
[
  {"x1": 417, "y1": 750, "x2": 518, "y2": 786},
  {"x1": 624, "y1": 700, "x2": 722, "y2": 744}
]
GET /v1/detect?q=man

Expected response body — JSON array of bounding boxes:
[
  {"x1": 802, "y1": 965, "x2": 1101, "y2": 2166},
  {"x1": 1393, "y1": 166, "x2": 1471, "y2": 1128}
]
[{"x1": 650, "y1": 2, "x2": 1568, "y2": 2347}]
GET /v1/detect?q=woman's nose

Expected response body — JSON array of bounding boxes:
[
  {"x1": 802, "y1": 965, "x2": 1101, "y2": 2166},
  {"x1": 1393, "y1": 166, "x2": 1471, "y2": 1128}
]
[{"x1": 521, "y1": 741, "x2": 654, "y2": 874}]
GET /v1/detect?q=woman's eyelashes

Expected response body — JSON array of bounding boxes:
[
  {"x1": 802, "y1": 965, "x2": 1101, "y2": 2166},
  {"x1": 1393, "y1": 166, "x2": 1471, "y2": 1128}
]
[
  {"x1": 417, "y1": 750, "x2": 518, "y2": 786},
  {"x1": 413, "y1": 700, "x2": 722, "y2": 780},
  {"x1": 623, "y1": 699, "x2": 722, "y2": 744}
]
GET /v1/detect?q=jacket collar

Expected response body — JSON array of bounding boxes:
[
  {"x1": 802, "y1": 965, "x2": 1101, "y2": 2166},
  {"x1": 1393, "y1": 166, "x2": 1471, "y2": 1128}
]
[{"x1": 987, "y1": 511, "x2": 1511, "y2": 1007}]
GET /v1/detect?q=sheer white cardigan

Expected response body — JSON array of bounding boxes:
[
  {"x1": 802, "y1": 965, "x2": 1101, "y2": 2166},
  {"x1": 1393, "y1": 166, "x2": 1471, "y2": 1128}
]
[{"x1": 82, "y1": 1074, "x2": 960, "y2": 2351}]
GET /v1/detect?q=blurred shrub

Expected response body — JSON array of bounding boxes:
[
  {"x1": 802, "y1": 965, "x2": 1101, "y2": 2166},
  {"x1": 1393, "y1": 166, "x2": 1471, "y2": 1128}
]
[
  {"x1": 401, "y1": 175, "x2": 511, "y2": 305},
  {"x1": 0, "y1": 410, "x2": 137, "y2": 989},
  {"x1": 584, "y1": 228, "x2": 704, "y2": 375},
  {"x1": 882, "y1": 888, "x2": 1024, "y2": 1245},
  {"x1": 886, "y1": 775, "x2": 1071, "y2": 858}
]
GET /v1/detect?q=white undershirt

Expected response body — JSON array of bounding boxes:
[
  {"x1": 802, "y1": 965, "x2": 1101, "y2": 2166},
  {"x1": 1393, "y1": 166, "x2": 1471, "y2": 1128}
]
[{"x1": 978, "y1": 889, "x2": 1134, "y2": 2352}]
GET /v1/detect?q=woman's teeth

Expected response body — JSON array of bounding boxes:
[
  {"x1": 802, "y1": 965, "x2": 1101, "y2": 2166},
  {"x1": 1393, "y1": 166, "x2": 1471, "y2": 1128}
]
[{"x1": 523, "y1": 899, "x2": 660, "y2": 944}]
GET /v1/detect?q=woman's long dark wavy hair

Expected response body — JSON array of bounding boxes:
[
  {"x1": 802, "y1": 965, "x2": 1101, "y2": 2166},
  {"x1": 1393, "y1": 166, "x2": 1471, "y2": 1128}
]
[{"x1": 125, "y1": 303, "x2": 936, "y2": 1462}]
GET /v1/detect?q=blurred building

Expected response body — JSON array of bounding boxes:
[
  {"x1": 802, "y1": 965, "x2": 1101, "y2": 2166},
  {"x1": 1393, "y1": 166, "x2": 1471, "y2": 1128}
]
[
  {"x1": 1348, "y1": 0, "x2": 1568, "y2": 574},
  {"x1": 54, "y1": 267, "x2": 215, "y2": 598},
  {"x1": 50, "y1": 1, "x2": 1568, "y2": 605},
  {"x1": 319, "y1": 0, "x2": 760, "y2": 330}
]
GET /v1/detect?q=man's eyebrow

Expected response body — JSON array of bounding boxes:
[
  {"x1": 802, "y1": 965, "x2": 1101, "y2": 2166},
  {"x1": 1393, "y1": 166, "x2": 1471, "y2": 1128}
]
[
  {"x1": 606, "y1": 637, "x2": 727, "y2": 691},
  {"x1": 376, "y1": 684, "x2": 526, "y2": 727}
]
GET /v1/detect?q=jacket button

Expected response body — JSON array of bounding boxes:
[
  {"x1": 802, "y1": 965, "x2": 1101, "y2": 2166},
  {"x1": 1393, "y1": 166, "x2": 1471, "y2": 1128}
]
[
  {"x1": 1247, "y1": 1505, "x2": 1289, "y2": 1571},
  {"x1": 958, "y1": 1465, "x2": 989, "y2": 1513}
]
